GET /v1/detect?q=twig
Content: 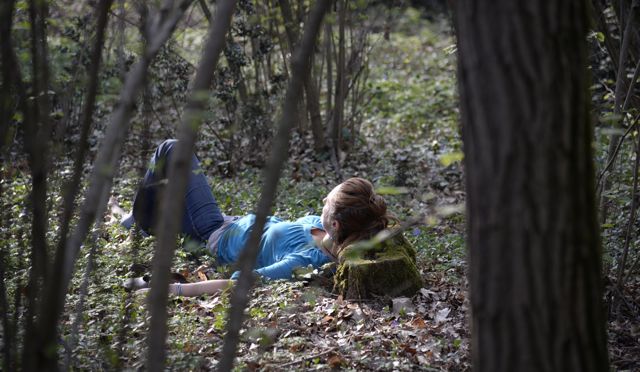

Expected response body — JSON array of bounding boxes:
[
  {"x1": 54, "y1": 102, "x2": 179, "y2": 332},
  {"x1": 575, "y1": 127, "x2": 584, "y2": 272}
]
[
  {"x1": 599, "y1": 0, "x2": 640, "y2": 222},
  {"x1": 204, "y1": 120, "x2": 230, "y2": 153},
  {"x1": 276, "y1": 347, "x2": 338, "y2": 368},
  {"x1": 623, "y1": 253, "x2": 640, "y2": 284},
  {"x1": 169, "y1": 90, "x2": 185, "y2": 125},
  {"x1": 64, "y1": 222, "x2": 101, "y2": 370},
  {"x1": 613, "y1": 286, "x2": 637, "y2": 314},
  {"x1": 149, "y1": 103, "x2": 176, "y2": 138},
  {"x1": 108, "y1": 9, "x2": 198, "y2": 70},
  {"x1": 622, "y1": 57, "x2": 640, "y2": 113},
  {"x1": 596, "y1": 113, "x2": 640, "y2": 190},
  {"x1": 616, "y1": 131, "x2": 640, "y2": 290}
]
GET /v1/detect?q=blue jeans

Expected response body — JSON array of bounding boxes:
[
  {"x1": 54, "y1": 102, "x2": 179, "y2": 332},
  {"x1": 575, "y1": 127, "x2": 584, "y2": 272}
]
[{"x1": 122, "y1": 139, "x2": 224, "y2": 243}]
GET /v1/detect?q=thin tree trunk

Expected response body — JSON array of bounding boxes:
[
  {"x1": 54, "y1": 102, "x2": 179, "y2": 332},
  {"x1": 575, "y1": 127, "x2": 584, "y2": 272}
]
[
  {"x1": 276, "y1": 18, "x2": 290, "y2": 79},
  {"x1": 306, "y1": 61, "x2": 325, "y2": 150},
  {"x1": 10, "y1": 215, "x2": 27, "y2": 372},
  {"x1": 21, "y1": 2, "x2": 54, "y2": 369},
  {"x1": 251, "y1": 37, "x2": 263, "y2": 94},
  {"x1": 116, "y1": 15, "x2": 154, "y2": 359},
  {"x1": 26, "y1": 0, "x2": 52, "y2": 292},
  {"x1": 591, "y1": 0, "x2": 640, "y2": 110},
  {"x1": 616, "y1": 132, "x2": 640, "y2": 289},
  {"x1": 0, "y1": 0, "x2": 17, "y2": 155},
  {"x1": 217, "y1": 1, "x2": 331, "y2": 370},
  {"x1": 48, "y1": 0, "x2": 113, "y2": 325},
  {"x1": 64, "y1": 225, "x2": 100, "y2": 370},
  {"x1": 454, "y1": 1, "x2": 609, "y2": 371},
  {"x1": 0, "y1": 171, "x2": 16, "y2": 370},
  {"x1": 599, "y1": 0, "x2": 640, "y2": 223},
  {"x1": 278, "y1": 0, "x2": 325, "y2": 149},
  {"x1": 595, "y1": 62, "x2": 640, "y2": 196},
  {"x1": 324, "y1": 21, "x2": 332, "y2": 128},
  {"x1": 117, "y1": 0, "x2": 126, "y2": 79},
  {"x1": 32, "y1": 2, "x2": 194, "y2": 369},
  {"x1": 0, "y1": 213, "x2": 12, "y2": 372},
  {"x1": 0, "y1": 3, "x2": 29, "y2": 355},
  {"x1": 592, "y1": 0, "x2": 622, "y2": 74},
  {"x1": 198, "y1": 0, "x2": 248, "y2": 105},
  {"x1": 331, "y1": 0, "x2": 345, "y2": 160},
  {"x1": 278, "y1": 0, "x2": 307, "y2": 132},
  {"x1": 146, "y1": 1, "x2": 237, "y2": 370}
]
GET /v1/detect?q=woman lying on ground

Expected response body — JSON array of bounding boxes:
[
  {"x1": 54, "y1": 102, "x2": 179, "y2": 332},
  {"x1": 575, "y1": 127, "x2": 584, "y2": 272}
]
[{"x1": 114, "y1": 139, "x2": 393, "y2": 297}]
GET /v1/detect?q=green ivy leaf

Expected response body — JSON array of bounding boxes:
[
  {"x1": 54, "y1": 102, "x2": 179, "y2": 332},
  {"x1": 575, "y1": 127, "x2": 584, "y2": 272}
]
[{"x1": 439, "y1": 152, "x2": 464, "y2": 166}]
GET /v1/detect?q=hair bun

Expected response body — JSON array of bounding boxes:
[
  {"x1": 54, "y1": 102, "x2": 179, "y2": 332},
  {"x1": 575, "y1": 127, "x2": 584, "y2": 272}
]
[{"x1": 329, "y1": 177, "x2": 395, "y2": 245}]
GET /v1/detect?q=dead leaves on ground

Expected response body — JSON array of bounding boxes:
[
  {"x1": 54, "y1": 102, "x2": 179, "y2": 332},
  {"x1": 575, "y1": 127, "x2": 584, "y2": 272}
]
[{"x1": 167, "y1": 273, "x2": 470, "y2": 370}]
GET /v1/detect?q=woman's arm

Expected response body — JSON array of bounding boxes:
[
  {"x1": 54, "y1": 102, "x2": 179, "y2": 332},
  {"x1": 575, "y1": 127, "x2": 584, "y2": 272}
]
[{"x1": 168, "y1": 279, "x2": 234, "y2": 297}]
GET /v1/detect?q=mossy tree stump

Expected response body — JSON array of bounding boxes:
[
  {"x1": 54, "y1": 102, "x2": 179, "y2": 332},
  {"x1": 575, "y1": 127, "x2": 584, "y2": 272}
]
[{"x1": 334, "y1": 231, "x2": 423, "y2": 300}]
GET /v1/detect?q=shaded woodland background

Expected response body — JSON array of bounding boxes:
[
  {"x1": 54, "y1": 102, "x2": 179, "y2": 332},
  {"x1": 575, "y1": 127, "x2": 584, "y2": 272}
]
[{"x1": 0, "y1": 0, "x2": 639, "y2": 370}]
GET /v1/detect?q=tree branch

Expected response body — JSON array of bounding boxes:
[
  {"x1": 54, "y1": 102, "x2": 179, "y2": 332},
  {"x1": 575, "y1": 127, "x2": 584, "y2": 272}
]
[
  {"x1": 146, "y1": 0, "x2": 237, "y2": 370},
  {"x1": 599, "y1": 0, "x2": 640, "y2": 222},
  {"x1": 616, "y1": 129, "x2": 640, "y2": 289},
  {"x1": 217, "y1": 1, "x2": 332, "y2": 370},
  {"x1": 47, "y1": 0, "x2": 114, "y2": 334},
  {"x1": 33, "y1": 2, "x2": 194, "y2": 368}
]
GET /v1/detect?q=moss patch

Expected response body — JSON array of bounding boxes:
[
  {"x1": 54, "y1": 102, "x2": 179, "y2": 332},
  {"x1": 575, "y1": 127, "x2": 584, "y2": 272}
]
[{"x1": 334, "y1": 231, "x2": 423, "y2": 299}]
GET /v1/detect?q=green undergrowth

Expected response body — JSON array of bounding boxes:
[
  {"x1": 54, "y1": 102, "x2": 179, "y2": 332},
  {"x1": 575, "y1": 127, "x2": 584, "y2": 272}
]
[
  {"x1": 0, "y1": 9, "x2": 466, "y2": 369},
  {"x1": 363, "y1": 8, "x2": 459, "y2": 153},
  {"x1": 1, "y1": 159, "x2": 466, "y2": 368},
  {"x1": 409, "y1": 224, "x2": 466, "y2": 285}
]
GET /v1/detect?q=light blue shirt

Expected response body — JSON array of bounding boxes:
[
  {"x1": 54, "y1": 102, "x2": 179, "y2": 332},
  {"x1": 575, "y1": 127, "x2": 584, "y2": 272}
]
[{"x1": 216, "y1": 215, "x2": 332, "y2": 280}]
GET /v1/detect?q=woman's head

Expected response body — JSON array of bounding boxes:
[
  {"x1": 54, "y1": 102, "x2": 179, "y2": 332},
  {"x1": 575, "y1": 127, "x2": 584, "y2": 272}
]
[{"x1": 321, "y1": 177, "x2": 393, "y2": 250}]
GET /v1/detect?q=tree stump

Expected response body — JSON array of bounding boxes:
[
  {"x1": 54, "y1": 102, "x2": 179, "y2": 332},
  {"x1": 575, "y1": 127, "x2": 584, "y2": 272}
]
[{"x1": 334, "y1": 231, "x2": 423, "y2": 299}]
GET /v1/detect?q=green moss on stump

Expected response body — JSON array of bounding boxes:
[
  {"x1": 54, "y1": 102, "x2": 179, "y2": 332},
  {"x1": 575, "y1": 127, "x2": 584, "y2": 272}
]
[{"x1": 334, "y1": 231, "x2": 423, "y2": 300}]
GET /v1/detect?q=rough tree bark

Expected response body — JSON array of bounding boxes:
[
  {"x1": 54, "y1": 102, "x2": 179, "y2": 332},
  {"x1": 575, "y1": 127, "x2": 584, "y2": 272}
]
[
  {"x1": 217, "y1": 1, "x2": 331, "y2": 370},
  {"x1": 454, "y1": 1, "x2": 610, "y2": 371},
  {"x1": 146, "y1": 0, "x2": 237, "y2": 370}
]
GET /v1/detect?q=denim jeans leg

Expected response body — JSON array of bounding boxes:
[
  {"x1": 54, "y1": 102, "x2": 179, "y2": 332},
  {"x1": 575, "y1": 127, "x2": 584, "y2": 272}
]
[
  {"x1": 181, "y1": 153, "x2": 224, "y2": 241},
  {"x1": 130, "y1": 140, "x2": 173, "y2": 234},
  {"x1": 130, "y1": 139, "x2": 224, "y2": 242}
]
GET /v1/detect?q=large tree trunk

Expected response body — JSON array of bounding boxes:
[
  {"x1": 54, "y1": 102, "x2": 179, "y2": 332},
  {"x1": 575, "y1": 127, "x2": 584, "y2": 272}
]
[{"x1": 454, "y1": 1, "x2": 609, "y2": 371}]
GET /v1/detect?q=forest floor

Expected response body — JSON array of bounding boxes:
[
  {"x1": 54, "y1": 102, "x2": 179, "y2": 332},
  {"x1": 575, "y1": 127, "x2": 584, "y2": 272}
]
[
  {"x1": 2, "y1": 8, "x2": 639, "y2": 371},
  {"x1": 75, "y1": 12, "x2": 472, "y2": 370}
]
